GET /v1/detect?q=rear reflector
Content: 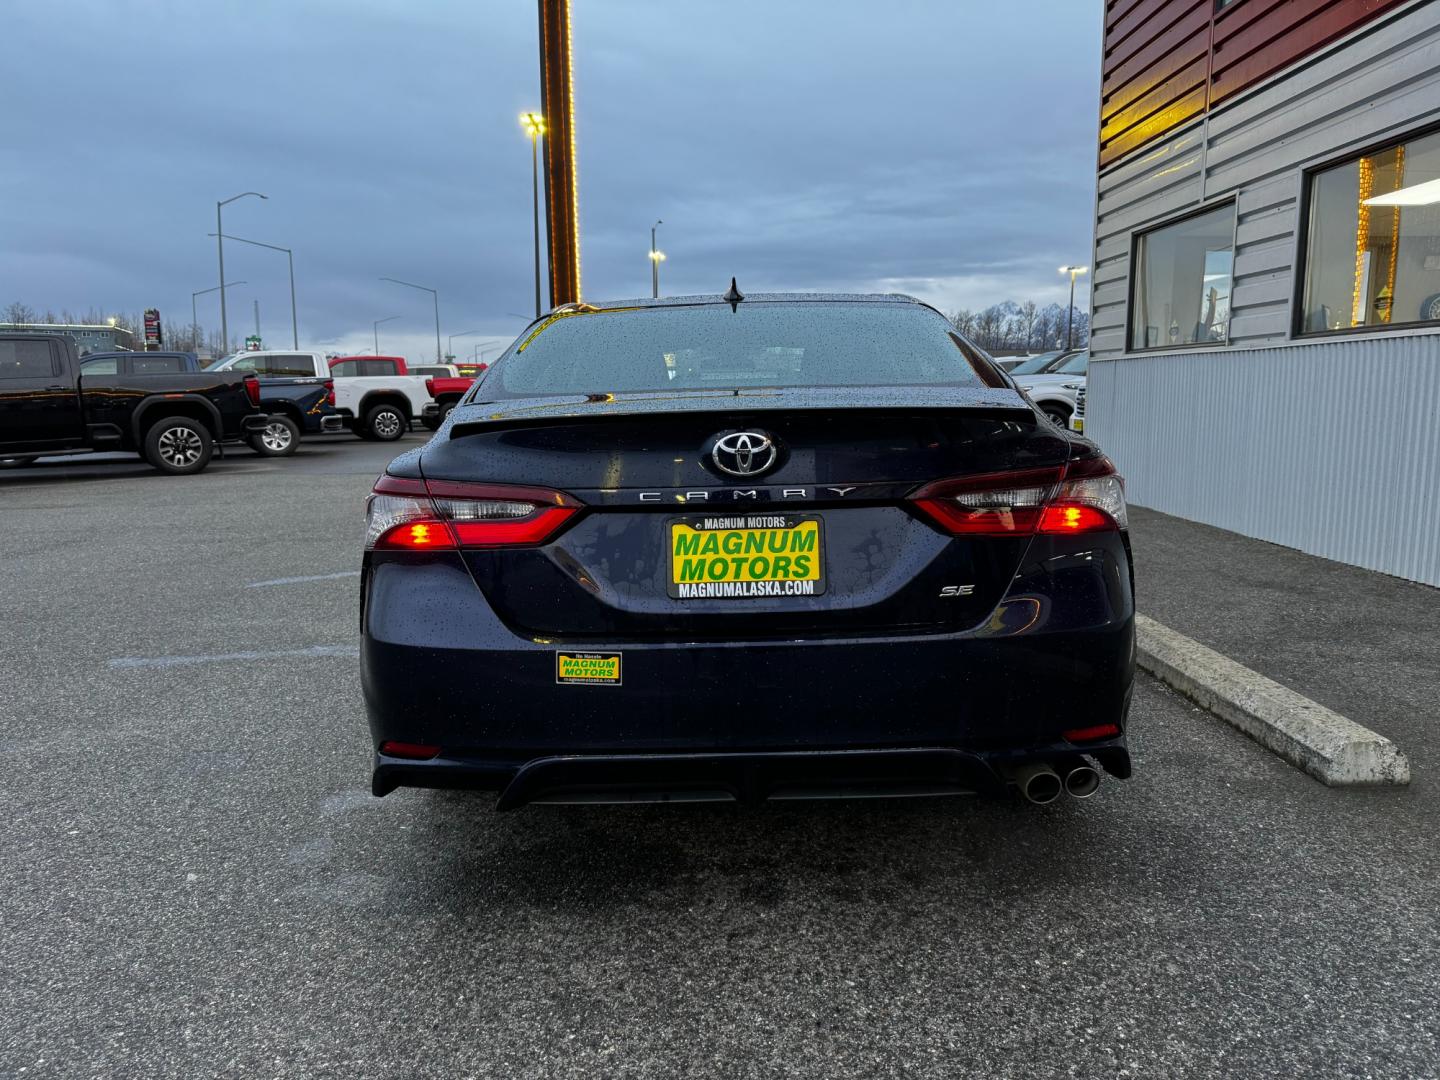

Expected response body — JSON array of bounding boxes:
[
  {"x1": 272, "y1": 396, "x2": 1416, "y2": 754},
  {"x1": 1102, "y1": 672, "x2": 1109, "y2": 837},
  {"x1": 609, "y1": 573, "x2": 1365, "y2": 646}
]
[
  {"x1": 243, "y1": 374, "x2": 261, "y2": 408},
  {"x1": 379, "y1": 741, "x2": 441, "y2": 759},
  {"x1": 365, "y1": 476, "x2": 582, "y2": 551},
  {"x1": 1062, "y1": 723, "x2": 1121, "y2": 743},
  {"x1": 912, "y1": 455, "x2": 1126, "y2": 537}
]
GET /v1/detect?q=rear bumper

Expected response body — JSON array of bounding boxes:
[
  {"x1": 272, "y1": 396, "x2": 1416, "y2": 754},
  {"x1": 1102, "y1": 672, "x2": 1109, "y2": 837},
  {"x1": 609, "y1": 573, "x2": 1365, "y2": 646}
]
[
  {"x1": 360, "y1": 533, "x2": 1137, "y2": 807},
  {"x1": 240, "y1": 414, "x2": 270, "y2": 435},
  {"x1": 320, "y1": 414, "x2": 345, "y2": 433},
  {"x1": 421, "y1": 402, "x2": 441, "y2": 420},
  {"x1": 373, "y1": 742, "x2": 1132, "y2": 808}
]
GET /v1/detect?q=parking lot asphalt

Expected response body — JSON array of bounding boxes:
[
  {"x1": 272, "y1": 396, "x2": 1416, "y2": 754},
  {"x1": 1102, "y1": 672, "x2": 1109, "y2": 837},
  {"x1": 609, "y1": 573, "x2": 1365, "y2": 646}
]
[
  {"x1": 2, "y1": 435, "x2": 1438, "y2": 1079},
  {"x1": 1127, "y1": 506, "x2": 1440, "y2": 774}
]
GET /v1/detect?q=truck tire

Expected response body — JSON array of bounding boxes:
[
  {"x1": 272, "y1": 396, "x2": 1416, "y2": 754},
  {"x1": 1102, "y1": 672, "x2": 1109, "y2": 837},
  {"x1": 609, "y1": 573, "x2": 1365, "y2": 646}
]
[
  {"x1": 365, "y1": 403, "x2": 406, "y2": 442},
  {"x1": 143, "y1": 416, "x2": 213, "y2": 475},
  {"x1": 249, "y1": 415, "x2": 300, "y2": 457}
]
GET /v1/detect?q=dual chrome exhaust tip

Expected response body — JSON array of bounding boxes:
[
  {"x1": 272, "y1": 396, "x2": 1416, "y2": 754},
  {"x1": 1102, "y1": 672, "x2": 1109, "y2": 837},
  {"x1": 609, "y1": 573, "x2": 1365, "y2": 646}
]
[{"x1": 1011, "y1": 762, "x2": 1101, "y2": 804}]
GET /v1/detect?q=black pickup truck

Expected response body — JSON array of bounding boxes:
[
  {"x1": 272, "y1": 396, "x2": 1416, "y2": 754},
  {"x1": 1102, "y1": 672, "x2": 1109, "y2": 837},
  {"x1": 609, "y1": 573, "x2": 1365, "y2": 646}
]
[{"x1": 0, "y1": 333, "x2": 269, "y2": 475}]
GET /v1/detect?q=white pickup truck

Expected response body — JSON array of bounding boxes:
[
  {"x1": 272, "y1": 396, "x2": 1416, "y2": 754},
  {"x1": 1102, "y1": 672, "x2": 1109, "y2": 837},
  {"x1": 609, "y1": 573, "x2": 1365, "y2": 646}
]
[{"x1": 210, "y1": 351, "x2": 434, "y2": 441}]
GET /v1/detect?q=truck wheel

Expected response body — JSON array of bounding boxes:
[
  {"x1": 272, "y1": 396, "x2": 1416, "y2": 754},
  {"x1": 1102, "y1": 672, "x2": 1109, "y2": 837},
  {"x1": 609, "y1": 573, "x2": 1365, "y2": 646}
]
[
  {"x1": 365, "y1": 404, "x2": 406, "y2": 442},
  {"x1": 1041, "y1": 405, "x2": 1071, "y2": 428},
  {"x1": 249, "y1": 416, "x2": 300, "y2": 457},
  {"x1": 144, "y1": 416, "x2": 213, "y2": 475}
]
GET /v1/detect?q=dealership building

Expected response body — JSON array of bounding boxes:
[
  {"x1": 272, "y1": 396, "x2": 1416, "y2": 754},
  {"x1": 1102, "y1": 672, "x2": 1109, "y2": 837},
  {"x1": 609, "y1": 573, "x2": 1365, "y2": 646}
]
[{"x1": 1085, "y1": 0, "x2": 1440, "y2": 586}]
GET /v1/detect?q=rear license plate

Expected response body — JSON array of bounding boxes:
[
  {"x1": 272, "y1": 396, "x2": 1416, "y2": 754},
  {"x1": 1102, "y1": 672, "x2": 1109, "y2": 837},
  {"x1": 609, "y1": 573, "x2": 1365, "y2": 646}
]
[
  {"x1": 667, "y1": 514, "x2": 824, "y2": 599},
  {"x1": 1071, "y1": 418, "x2": 1084, "y2": 433}
]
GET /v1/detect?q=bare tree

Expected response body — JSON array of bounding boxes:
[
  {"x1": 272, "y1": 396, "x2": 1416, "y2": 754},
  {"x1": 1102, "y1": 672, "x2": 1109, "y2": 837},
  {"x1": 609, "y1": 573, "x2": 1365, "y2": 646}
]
[{"x1": 2, "y1": 301, "x2": 36, "y2": 325}]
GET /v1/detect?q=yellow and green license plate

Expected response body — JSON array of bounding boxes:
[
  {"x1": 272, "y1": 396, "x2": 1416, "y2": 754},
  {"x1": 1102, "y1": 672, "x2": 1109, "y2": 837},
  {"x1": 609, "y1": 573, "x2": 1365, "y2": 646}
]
[{"x1": 667, "y1": 514, "x2": 825, "y2": 599}]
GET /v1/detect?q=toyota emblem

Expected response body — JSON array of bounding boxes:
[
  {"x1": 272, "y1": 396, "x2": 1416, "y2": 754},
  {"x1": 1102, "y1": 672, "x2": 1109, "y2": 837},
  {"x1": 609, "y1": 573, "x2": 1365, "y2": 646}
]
[{"x1": 710, "y1": 430, "x2": 780, "y2": 477}]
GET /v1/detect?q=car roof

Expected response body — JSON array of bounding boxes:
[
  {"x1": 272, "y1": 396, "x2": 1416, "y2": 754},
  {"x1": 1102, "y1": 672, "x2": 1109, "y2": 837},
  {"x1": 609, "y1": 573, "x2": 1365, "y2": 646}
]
[{"x1": 550, "y1": 291, "x2": 927, "y2": 314}]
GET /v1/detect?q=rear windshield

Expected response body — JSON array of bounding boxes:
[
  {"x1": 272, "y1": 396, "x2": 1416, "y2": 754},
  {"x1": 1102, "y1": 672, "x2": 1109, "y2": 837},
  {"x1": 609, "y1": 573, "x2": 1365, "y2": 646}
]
[
  {"x1": 1055, "y1": 352, "x2": 1089, "y2": 375},
  {"x1": 484, "y1": 302, "x2": 987, "y2": 397}
]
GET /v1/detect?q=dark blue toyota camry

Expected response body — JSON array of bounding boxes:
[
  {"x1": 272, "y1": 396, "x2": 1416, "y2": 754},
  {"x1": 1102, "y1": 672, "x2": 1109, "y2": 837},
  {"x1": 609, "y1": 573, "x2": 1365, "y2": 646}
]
[{"x1": 360, "y1": 289, "x2": 1135, "y2": 809}]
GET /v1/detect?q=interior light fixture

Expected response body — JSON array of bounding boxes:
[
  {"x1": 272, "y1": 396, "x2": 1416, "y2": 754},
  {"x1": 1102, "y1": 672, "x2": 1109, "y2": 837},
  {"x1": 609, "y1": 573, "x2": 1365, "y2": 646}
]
[{"x1": 1362, "y1": 176, "x2": 1440, "y2": 207}]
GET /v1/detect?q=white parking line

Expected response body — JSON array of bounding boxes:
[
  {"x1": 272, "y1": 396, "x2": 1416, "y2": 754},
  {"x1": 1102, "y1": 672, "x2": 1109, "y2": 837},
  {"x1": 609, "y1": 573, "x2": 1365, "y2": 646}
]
[
  {"x1": 109, "y1": 644, "x2": 360, "y2": 669},
  {"x1": 247, "y1": 571, "x2": 362, "y2": 588}
]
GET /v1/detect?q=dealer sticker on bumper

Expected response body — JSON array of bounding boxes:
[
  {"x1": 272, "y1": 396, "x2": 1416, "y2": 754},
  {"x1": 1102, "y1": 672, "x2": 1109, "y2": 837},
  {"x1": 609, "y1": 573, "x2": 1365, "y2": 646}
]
[
  {"x1": 556, "y1": 652, "x2": 622, "y2": 685},
  {"x1": 667, "y1": 514, "x2": 825, "y2": 599}
]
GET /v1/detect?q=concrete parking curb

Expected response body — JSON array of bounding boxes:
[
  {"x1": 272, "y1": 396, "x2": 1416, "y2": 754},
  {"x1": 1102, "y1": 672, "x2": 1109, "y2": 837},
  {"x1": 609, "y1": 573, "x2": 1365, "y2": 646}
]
[{"x1": 1135, "y1": 614, "x2": 1411, "y2": 787}]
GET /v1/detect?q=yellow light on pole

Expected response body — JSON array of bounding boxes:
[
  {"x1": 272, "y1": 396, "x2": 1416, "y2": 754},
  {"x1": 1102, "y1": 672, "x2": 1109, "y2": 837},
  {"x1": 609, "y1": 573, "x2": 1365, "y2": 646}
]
[
  {"x1": 1059, "y1": 265, "x2": 1088, "y2": 350},
  {"x1": 520, "y1": 113, "x2": 547, "y2": 317}
]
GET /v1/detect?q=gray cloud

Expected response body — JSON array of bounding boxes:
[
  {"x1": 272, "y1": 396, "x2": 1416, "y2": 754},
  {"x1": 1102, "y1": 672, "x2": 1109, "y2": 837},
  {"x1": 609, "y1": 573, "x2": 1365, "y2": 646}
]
[{"x1": 1, "y1": 0, "x2": 1098, "y2": 359}]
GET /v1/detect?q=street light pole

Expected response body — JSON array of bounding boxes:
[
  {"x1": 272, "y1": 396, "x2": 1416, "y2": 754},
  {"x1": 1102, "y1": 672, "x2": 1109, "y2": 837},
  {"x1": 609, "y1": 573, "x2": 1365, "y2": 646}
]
[
  {"x1": 216, "y1": 192, "x2": 267, "y2": 354},
  {"x1": 448, "y1": 329, "x2": 484, "y2": 362},
  {"x1": 192, "y1": 281, "x2": 246, "y2": 352},
  {"x1": 521, "y1": 113, "x2": 547, "y2": 318},
  {"x1": 209, "y1": 232, "x2": 297, "y2": 348},
  {"x1": 373, "y1": 315, "x2": 401, "y2": 355},
  {"x1": 1059, "y1": 265, "x2": 1089, "y2": 350},
  {"x1": 649, "y1": 220, "x2": 665, "y2": 298},
  {"x1": 380, "y1": 277, "x2": 441, "y2": 364}
]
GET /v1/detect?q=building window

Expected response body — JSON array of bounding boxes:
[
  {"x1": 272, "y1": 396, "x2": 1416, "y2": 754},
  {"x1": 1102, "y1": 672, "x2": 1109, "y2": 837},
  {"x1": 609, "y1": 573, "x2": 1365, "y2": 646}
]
[
  {"x1": 1130, "y1": 203, "x2": 1235, "y2": 350},
  {"x1": 1300, "y1": 129, "x2": 1440, "y2": 333}
]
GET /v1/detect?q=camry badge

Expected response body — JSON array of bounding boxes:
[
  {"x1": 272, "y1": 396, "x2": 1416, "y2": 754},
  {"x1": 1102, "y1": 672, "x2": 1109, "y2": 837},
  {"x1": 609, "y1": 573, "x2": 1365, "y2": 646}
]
[{"x1": 710, "y1": 431, "x2": 780, "y2": 478}]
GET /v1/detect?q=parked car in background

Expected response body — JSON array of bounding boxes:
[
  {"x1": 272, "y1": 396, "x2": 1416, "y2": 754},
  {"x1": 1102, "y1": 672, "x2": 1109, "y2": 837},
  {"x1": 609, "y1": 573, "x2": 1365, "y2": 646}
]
[
  {"x1": 207, "y1": 350, "x2": 343, "y2": 456},
  {"x1": 1006, "y1": 350, "x2": 1081, "y2": 378},
  {"x1": 328, "y1": 355, "x2": 434, "y2": 441},
  {"x1": 420, "y1": 368, "x2": 484, "y2": 430},
  {"x1": 1015, "y1": 351, "x2": 1089, "y2": 428},
  {"x1": 209, "y1": 351, "x2": 433, "y2": 442},
  {"x1": 1, "y1": 332, "x2": 267, "y2": 474},
  {"x1": 1071, "y1": 386, "x2": 1086, "y2": 434}
]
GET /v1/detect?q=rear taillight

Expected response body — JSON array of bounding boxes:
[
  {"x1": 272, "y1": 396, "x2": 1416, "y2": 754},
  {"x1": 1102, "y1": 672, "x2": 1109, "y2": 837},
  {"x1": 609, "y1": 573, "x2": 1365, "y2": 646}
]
[
  {"x1": 243, "y1": 374, "x2": 261, "y2": 408},
  {"x1": 364, "y1": 475, "x2": 582, "y2": 551},
  {"x1": 379, "y1": 740, "x2": 441, "y2": 759},
  {"x1": 912, "y1": 455, "x2": 1126, "y2": 537},
  {"x1": 324, "y1": 379, "x2": 335, "y2": 407},
  {"x1": 424, "y1": 378, "x2": 436, "y2": 397}
]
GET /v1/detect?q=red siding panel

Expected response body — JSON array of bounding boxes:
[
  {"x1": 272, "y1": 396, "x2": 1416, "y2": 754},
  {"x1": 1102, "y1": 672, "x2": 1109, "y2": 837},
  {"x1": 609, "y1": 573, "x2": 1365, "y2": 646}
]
[
  {"x1": 1099, "y1": 0, "x2": 1411, "y2": 168},
  {"x1": 1211, "y1": 0, "x2": 1410, "y2": 103}
]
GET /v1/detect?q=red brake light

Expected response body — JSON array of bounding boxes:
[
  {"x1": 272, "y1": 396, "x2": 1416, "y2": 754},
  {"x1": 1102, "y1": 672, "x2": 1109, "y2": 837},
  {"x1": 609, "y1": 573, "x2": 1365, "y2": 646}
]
[
  {"x1": 379, "y1": 741, "x2": 441, "y2": 759},
  {"x1": 242, "y1": 373, "x2": 261, "y2": 407},
  {"x1": 911, "y1": 455, "x2": 1126, "y2": 537},
  {"x1": 425, "y1": 378, "x2": 436, "y2": 397},
  {"x1": 324, "y1": 379, "x2": 335, "y2": 407},
  {"x1": 365, "y1": 476, "x2": 582, "y2": 551},
  {"x1": 1063, "y1": 723, "x2": 1121, "y2": 743}
]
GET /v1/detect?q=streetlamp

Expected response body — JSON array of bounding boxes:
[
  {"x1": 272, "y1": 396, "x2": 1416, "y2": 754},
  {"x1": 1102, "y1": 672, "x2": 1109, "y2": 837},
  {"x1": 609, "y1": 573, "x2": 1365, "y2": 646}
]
[
  {"x1": 192, "y1": 281, "x2": 246, "y2": 352},
  {"x1": 208, "y1": 232, "x2": 297, "y2": 349},
  {"x1": 381, "y1": 277, "x2": 441, "y2": 364},
  {"x1": 520, "y1": 112, "x2": 546, "y2": 318},
  {"x1": 1059, "y1": 265, "x2": 1089, "y2": 350},
  {"x1": 373, "y1": 315, "x2": 401, "y2": 355},
  {"x1": 649, "y1": 220, "x2": 665, "y2": 298},
  {"x1": 216, "y1": 191, "x2": 267, "y2": 353},
  {"x1": 448, "y1": 329, "x2": 484, "y2": 362}
]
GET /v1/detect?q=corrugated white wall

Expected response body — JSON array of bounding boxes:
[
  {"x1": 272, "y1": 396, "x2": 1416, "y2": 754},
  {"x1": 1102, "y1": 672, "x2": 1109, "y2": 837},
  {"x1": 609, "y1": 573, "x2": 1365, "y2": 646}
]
[{"x1": 1089, "y1": 335, "x2": 1440, "y2": 586}]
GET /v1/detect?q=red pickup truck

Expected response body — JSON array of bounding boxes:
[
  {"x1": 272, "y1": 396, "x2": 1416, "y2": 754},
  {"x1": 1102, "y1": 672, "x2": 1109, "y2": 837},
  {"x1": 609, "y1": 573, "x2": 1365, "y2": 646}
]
[{"x1": 420, "y1": 363, "x2": 486, "y2": 430}]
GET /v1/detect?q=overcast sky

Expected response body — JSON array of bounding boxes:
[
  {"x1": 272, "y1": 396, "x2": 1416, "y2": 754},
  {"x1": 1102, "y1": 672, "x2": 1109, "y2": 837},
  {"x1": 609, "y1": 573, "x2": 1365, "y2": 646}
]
[{"x1": 1, "y1": 1, "x2": 1100, "y2": 360}]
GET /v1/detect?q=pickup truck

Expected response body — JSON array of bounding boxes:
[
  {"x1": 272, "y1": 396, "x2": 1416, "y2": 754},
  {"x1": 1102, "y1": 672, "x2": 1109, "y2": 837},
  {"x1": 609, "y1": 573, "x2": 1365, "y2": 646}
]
[
  {"x1": 0, "y1": 332, "x2": 267, "y2": 474},
  {"x1": 419, "y1": 364, "x2": 488, "y2": 430},
  {"x1": 209, "y1": 350, "x2": 430, "y2": 441},
  {"x1": 207, "y1": 350, "x2": 344, "y2": 455},
  {"x1": 327, "y1": 355, "x2": 433, "y2": 440}
]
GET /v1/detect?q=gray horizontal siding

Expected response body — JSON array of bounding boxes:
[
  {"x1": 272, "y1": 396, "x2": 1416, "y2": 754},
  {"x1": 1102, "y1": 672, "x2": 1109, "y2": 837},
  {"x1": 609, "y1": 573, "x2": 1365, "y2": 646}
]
[
  {"x1": 1085, "y1": 335, "x2": 1440, "y2": 587},
  {"x1": 1090, "y1": 0, "x2": 1440, "y2": 360}
]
